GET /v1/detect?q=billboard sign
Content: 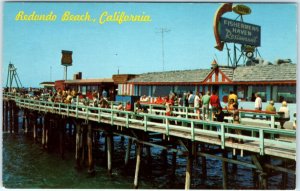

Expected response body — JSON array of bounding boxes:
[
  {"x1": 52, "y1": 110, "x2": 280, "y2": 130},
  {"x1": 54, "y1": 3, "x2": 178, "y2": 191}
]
[
  {"x1": 219, "y1": 17, "x2": 261, "y2": 47},
  {"x1": 61, "y1": 50, "x2": 73, "y2": 66}
]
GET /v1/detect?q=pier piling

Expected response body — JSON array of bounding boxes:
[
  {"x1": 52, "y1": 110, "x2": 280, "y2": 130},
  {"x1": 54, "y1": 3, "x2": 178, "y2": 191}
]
[
  {"x1": 107, "y1": 133, "x2": 113, "y2": 175},
  {"x1": 200, "y1": 144, "x2": 207, "y2": 179},
  {"x1": 185, "y1": 143, "x2": 192, "y2": 190},
  {"x1": 9, "y1": 101, "x2": 13, "y2": 133},
  {"x1": 222, "y1": 150, "x2": 228, "y2": 189},
  {"x1": 125, "y1": 137, "x2": 132, "y2": 167},
  {"x1": 133, "y1": 143, "x2": 142, "y2": 189},
  {"x1": 75, "y1": 121, "x2": 84, "y2": 169},
  {"x1": 87, "y1": 123, "x2": 95, "y2": 175}
]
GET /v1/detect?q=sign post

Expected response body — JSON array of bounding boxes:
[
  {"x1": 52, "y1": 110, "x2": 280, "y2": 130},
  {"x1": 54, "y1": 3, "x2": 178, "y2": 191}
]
[{"x1": 61, "y1": 50, "x2": 73, "y2": 81}]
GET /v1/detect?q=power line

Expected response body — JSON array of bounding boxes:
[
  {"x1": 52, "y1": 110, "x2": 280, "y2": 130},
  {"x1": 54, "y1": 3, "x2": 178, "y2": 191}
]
[{"x1": 156, "y1": 28, "x2": 170, "y2": 71}]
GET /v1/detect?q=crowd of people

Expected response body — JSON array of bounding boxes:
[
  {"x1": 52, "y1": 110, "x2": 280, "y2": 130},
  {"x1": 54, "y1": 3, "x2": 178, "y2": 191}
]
[
  {"x1": 136, "y1": 90, "x2": 294, "y2": 129},
  {"x1": 5, "y1": 87, "x2": 294, "y2": 130}
]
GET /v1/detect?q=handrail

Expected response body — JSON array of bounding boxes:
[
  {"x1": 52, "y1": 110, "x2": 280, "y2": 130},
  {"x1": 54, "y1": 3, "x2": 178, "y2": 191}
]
[{"x1": 4, "y1": 94, "x2": 296, "y2": 159}]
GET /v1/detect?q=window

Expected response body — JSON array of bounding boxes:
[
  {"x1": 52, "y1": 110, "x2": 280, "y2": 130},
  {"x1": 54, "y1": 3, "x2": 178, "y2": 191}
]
[
  {"x1": 140, "y1": 86, "x2": 148, "y2": 96},
  {"x1": 153, "y1": 86, "x2": 173, "y2": 97},
  {"x1": 80, "y1": 86, "x2": 87, "y2": 95},
  {"x1": 175, "y1": 85, "x2": 195, "y2": 96},
  {"x1": 277, "y1": 85, "x2": 296, "y2": 103},
  {"x1": 251, "y1": 86, "x2": 267, "y2": 102},
  {"x1": 237, "y1": 86, "x2": 247, "y2": 100}
]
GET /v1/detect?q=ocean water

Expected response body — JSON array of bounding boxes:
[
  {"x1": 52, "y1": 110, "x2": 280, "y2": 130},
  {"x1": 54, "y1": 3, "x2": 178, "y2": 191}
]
[{"x1": 2, "y1": 128, "x2": 296, "y2": 189}]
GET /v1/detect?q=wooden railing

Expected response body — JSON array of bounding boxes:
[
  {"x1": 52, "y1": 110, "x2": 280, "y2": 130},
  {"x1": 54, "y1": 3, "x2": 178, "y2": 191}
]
[{"x1": 3, "y1": 93, "x2": 296, "y2": 160}]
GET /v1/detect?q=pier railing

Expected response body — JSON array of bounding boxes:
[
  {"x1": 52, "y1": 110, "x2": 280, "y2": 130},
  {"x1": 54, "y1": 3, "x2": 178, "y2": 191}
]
[{"x1": 4, "y1": 93, "x2": 296, "y2": 160}]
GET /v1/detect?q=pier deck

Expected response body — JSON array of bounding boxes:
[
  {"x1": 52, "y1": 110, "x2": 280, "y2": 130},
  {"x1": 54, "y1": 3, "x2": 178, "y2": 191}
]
[{"x1": 3, "y1": 93, "x2": 296, "y2": 189}]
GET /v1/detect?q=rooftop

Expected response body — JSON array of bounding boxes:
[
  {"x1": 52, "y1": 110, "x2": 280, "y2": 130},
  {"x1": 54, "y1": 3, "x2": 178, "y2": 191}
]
[{"x1": 128, "y1": 63, "x2": 296, "y2": 83}]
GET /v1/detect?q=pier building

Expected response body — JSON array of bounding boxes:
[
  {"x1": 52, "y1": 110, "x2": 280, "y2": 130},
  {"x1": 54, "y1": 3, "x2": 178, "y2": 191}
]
[{"x1": 116, "y1": 61, "x2": 296, "y2": 103}]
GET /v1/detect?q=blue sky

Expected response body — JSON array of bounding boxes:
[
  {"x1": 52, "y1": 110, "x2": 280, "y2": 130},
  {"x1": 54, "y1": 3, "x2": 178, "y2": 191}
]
[{"x1": 2, "y1": 2, "x2": 297, "y2": 87}]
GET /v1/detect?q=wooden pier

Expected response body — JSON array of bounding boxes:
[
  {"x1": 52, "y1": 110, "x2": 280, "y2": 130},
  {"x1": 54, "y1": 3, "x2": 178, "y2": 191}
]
[{"x1": 3, "y1": 93, "x2": 296, "y2": 189}]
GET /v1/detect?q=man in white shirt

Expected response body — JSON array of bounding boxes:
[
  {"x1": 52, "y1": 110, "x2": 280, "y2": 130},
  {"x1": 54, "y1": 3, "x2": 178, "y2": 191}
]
[
  {"x1": 254, "y1": 93, "x2": 262, "y2": 110},
  {"x1": 194, "y1": 92, "x2": 201, "y2": 119}
]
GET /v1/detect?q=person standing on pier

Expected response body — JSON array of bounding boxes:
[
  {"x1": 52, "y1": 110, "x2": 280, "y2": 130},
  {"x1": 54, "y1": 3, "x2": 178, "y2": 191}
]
[
  {"x1": 202, "y1": 91, "x2": 211, "y2": 120},
  {"x1": 102, "y1": 89, "x2": 107, "y2": 98},
  {"x1": 210, "y1": 91, "x2": 220, "y2": 120},
  {"x1": 228, "y1": 91, "x2": 238, "y2": 107},
  {"x1": 254, "y1": 93, "x2": 262, "y2": 111},
  {"x1": 254, "y1": 93, "x2": 262, "y2": 119},
  {"x1": 188, "y1": 91, "x2": 195, "y2": 108},
  {"x1": 232, "y1": 103, "x2": 242, "y2": 143},
  {"x1": 194, "y1": 92, "x2": 201, "y2": 119}
]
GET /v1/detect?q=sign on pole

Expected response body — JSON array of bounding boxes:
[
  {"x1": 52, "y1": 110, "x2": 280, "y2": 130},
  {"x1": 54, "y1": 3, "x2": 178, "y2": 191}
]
[{"x1": 219, "y1": 17, "x2": 261, "y2": 47}]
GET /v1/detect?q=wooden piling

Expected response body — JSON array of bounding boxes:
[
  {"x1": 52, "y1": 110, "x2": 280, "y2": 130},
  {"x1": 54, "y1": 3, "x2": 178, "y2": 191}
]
[
  {"x1": 13, "y1": 104, "x2": 19, "y2": 134},
  {"x1": 252, "y1": 155, "x2": 268, "y2": 189},
  {"x1": 24, "y1": 110, "x2": 29, "y2": 134},
  {"x1": 75, "y1": 122, "x2": 82, "y2": 169},
  {"x1": 258, "y1": 172, "x2": 267, "y2": 189},
  {"x1": 185, "y1": 144, "x2": 192, "y2": 190},
  {"x1": 133, "y1": 143, "x2": 142, "y2": 189},
  {"x1": 281, "y1": 159, "x2": 288, "y2": 189},
  {"x1": 125, "y1": 138, "x2": 132, "y2": 166},
  {"x1": 3, "y1": 100, "x2": 6, "y2": 131},
  {"x1": 33, "y1": 114, "x2": 37, "y2": 141},
  {"x1": 59, "y1": 117, "x2": 66, "y2": 159},
  {"x1": 87, "y1": 123, "x2": 95, "y2": 175},
  {"x1": 200, "y1": 144, "x2": 207, "y2": 179},
  {"x1": 171, "y1": 143, "x2": 177, "y2": 177},
  {"x1": 42, "y1": 114, "x2": 49, "y2": 149},
  {"x1": 107, "y1": 133, "x2": 112, "y2": 175},
  {"x1": 232, "y1": 153, "x2": 237, "y2": 173},
  {"x1": 3, "y1": 101, "x2": 8, "y2": 132},
  {"x1": 9, "y1": 101, "x2": 13, "y2": 133},
  {"x1": 222, "y1": 150, "x2": 228, "y2": 189}
]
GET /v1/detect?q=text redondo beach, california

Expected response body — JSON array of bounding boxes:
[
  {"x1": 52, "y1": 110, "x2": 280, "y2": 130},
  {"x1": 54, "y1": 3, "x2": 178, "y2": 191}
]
[{"x1": 14, "y1": 11, "x2": 152, "y2": 24}]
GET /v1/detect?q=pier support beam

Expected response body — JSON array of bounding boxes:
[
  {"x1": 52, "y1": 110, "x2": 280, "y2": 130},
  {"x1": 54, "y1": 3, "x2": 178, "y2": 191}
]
[
  {"x1": 59, "y1": 117, "x2": 66, "y2": 159},
  {"x1": 232, "y1": 153, "x2": 237, "y2": 173},
  {"x1": 9, "y1": 101, "x2": 13, "y2": 133},
  {"x1": 42, "y1": 114, "x2": 49, "y2": 149},
  {"x1": 13, "y1": 103, "x2": 19, "y2": 134},
  {"x1": 33, "y1": 113, "x2": 38, "y2": 141},
  {"x1": 281, "y1": 159, "x2": 288, "y2": 189},
  {"x1": 87, "y1": 123, "x2": 95, "y2": 175},
  {"x1": 133, "y1": 143, "x2": 142, "y2": 189},
  {"x1": 107, "y1": 133, "x2": 113, "y2": 175},
  {"x1": 252, "y1": 155, "x2": 268, "y2": 189},
  {"x1": 75, "y1": 122, "x2": 83, "y2": 169},
  {"x1": 3, "y1": 101, "x2": 8, "y2": 132},
  {"x1": 171, "y1": 143, "x2": 177, "y2": 178},
  {"x1": 23, "y1": 109, "x2": 29, "y2": 134},
  {"x1": 185, "y1": 142, "x2": 193, "y2": 190},
  {"x1": 200, "y1": 144, "x2": 207, "y2": 179},
  {"x1": 222, "y1": 150, "x2": 228, "y2": 189},
  {"x1": 125, "y1": 138, "x2": 132, "y2": 167}
]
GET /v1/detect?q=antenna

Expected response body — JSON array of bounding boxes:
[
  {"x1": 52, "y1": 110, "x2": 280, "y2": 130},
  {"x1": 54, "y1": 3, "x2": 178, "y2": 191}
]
[
  {"x1": 156, "y1": 28, "x2": 170, "y2": 71},
  {"x1": 115, "y1": 53, "x2": 119, "y2": 74}
]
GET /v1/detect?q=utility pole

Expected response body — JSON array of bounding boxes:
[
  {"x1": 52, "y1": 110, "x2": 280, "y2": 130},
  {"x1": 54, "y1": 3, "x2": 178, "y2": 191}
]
[{"x1": 157, "y1": 28, "x2": 170, "y2": 71}]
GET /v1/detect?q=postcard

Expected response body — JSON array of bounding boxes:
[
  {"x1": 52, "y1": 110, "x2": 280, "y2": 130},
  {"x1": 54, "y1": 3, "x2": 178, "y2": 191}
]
[{"x1": 1, "y1": 1, "x2": 297, "y2": 189}]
